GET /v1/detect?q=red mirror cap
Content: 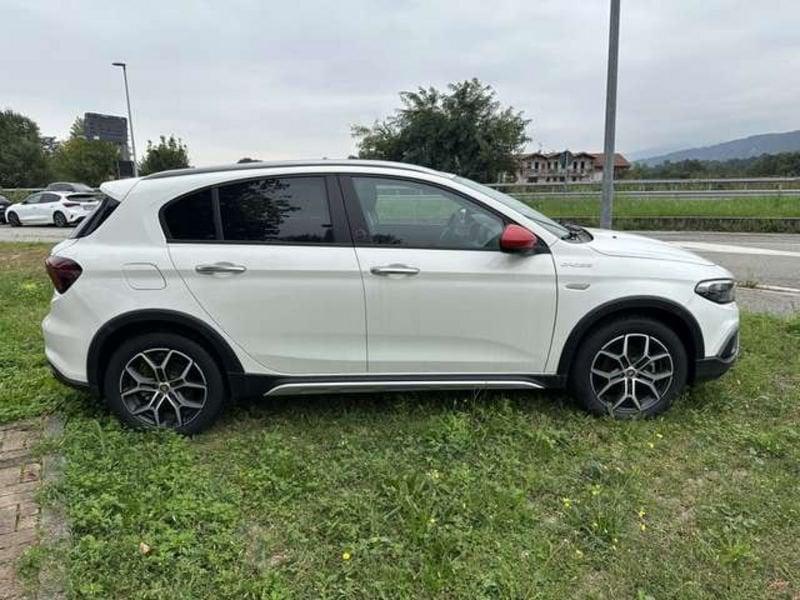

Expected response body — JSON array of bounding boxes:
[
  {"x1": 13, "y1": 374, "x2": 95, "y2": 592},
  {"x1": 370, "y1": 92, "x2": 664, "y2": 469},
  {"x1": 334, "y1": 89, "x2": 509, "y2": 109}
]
[{"x1": 500, "y1": 224, "x2": 538, "y2": 252}]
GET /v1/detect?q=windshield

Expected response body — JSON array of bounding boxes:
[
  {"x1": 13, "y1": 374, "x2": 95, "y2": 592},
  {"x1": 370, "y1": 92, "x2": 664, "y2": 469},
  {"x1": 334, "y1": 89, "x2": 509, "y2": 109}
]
[{"x1": 452, "y1": 176, "x2": 568, "y2": 237}]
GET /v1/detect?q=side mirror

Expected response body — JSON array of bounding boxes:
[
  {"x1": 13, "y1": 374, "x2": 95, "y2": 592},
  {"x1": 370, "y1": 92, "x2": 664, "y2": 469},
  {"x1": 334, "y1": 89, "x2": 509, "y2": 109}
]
[{"x1": 499, "y1": 224, "x2": 538, "y2": 253}]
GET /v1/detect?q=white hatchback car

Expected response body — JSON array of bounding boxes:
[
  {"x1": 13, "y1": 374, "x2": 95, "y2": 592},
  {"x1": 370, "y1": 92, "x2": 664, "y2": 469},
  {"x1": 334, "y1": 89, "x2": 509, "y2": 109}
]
[
  {"x1": 6, "y1": 191, "x2": 100, "y2": 227},
  {"x1": 43, "y1": 160, "x2": 739, "y2": 433}
]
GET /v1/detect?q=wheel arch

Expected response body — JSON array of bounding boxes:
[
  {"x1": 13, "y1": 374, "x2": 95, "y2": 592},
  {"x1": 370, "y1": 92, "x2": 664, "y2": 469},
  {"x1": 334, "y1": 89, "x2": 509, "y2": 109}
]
[
  {"x1": 556, "y1": 296, "x2": 705, "y2": 381},
  {"x1": 87, "y1": 309, "x2": 244, "y2": 397}
]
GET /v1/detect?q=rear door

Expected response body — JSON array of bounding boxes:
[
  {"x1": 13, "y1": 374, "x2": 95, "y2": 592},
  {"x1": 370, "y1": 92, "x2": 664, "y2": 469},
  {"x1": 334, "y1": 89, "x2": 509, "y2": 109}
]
[
  {"x1": 340, "y1": 175, "x2": 557, "y2": 374},
  {"x1": 37, "y1": 193, "x2": 61, "y2": 224},
  {"x1": 165, "y1": 174, "x2": 367, "y2": 375}
]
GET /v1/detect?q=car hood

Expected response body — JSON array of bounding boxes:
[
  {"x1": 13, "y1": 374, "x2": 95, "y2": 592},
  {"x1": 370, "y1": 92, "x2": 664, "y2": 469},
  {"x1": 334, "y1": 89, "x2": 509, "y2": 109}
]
[{"x1": 585, "y1": 228, "x2": 714, "y2": 266}]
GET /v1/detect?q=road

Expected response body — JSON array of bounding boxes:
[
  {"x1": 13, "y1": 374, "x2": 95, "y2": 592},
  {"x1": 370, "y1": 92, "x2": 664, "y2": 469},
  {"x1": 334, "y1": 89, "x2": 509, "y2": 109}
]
[{"x1": 1, "y1": 225, "x2": 798, "y2": 314}]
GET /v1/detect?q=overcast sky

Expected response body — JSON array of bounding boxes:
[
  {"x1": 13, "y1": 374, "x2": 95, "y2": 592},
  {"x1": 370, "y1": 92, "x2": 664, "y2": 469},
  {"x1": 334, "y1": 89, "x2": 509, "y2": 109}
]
[{"x1": 2, "y1": 0, "x2": 798, "y2": 165}]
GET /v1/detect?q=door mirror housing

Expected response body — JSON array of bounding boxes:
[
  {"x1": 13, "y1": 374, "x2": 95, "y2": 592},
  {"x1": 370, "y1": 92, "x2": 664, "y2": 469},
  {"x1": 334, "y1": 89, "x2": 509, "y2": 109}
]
[{"x1": 499, "y1": 224, "x2": 538, "y2": 253}]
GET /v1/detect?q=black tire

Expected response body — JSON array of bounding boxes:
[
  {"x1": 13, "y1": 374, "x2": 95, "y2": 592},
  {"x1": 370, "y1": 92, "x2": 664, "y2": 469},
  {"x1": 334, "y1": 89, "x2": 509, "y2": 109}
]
[
  {"x1": 53, "y1": 211, "x2": 67, "y2": 228},
  {"x1": 569, "y1": 316, "x2": 688, "y2": 418},
  {"x1": 103, "y1": 332, "x2": 226, "y2": 434},
  {"x1": 7, "y1": 212, "x2": 21, "y2": 227}
]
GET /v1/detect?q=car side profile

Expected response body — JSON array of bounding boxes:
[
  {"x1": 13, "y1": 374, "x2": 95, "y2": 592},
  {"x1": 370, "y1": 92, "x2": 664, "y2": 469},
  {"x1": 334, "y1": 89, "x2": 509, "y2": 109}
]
[
  {"x1": 6, "y1": 191, "x2": 100, "y2": 227},
  {"x1": 46, "y1": 182, "x2": 96, "y2": 193},
  {"x1": 43, "y1": 160, "x2": 739, "y2": 433}
]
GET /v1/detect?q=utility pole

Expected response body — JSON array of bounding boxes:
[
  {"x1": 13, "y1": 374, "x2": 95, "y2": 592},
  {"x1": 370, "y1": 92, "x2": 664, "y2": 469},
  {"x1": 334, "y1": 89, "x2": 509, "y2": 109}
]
[
  {"x1": 112, "y1": 62, "x2": 138, "y2": 177},
  {"x1": 600, "y1": 0, "x2": 621, "y2": 229}
]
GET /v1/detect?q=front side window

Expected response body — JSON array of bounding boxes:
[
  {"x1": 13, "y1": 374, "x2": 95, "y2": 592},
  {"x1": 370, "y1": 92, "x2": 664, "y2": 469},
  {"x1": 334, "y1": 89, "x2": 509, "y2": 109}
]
[
  {"x1": 218, "y1": 177, "x2": 332, "y2": 243},
  {"x1": 23, "y1": 193, "x2": 41, "y2": 205},
  {"x1": 350, "y1": 177, "x2": 504, "y2": 250}
]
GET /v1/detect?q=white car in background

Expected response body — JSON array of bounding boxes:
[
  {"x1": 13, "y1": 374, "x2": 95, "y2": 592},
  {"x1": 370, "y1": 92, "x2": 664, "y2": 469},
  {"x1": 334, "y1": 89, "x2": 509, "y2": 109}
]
[
  {"x1": 5, "y1": 191, "x2": 100, "y2": 227},
  {"x1": 42, "y1": 160, "x2": 739, "y2": 434}
]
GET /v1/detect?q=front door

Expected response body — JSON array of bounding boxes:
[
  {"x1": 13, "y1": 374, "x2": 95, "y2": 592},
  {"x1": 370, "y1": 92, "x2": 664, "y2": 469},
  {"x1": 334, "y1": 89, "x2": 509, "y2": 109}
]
[
  {"x1": 166, "y1": 175, "x2": 366, "y2": 375},
  {"x1": 340, "y1": 175, "x2": 557, "y2": 374},
  {"x1": 17, "y1": 193, "x2": 42, "y2": 224}
]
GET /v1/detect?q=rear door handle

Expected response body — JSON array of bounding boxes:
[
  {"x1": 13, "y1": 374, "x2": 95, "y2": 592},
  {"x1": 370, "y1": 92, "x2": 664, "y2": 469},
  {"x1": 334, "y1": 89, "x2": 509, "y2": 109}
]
[
  {"x1": 370, "y1": 264, "x2": 420, "y2": 276},
  {"x1": 195, "y1": 262, "x2": 247, "y2": 274}
]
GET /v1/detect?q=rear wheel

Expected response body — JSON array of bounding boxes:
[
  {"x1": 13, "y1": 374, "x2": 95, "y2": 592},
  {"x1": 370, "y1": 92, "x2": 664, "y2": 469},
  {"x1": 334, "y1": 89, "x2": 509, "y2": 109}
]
[
  {"x1": 7, "y1": 212, "x2": 21, "y2": 227},
  {"x1": 53, "y1": 211, "x2": 67, "y2": 228},
  {"x1": 103, "y1": 333, "x2": 226, "y2": 434},
  {"x1": 569, "y1": 317, "x2": 688, "y2": 418}
]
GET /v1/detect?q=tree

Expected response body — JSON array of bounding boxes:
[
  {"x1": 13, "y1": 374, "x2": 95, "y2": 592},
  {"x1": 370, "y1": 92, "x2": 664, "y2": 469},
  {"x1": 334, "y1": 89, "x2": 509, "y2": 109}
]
[
  {"x1": 69, "y1": 116, "x2": 85, "y2": 139},
  {"x1": 352, "y1": 79, "x2": 530, "y2": 182},
  {"x1": 139, "y1": 135, "x2": 190, "y2": 175},
  {"x1": 0, "y1": 109, "x2": 50, "y2": 187},
  {"x1": 51, "y1": 137, "x2": 119, "y2": 186}
]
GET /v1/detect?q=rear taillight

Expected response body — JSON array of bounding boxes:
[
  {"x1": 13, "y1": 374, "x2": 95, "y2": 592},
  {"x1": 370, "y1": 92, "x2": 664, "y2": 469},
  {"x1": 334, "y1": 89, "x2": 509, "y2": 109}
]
[
  {"x1": 45, "y1": 256, "x2": 82, "y2": 294},
  {"x1": 61, "y1": 201, "x2": 80, "y2": 207}
]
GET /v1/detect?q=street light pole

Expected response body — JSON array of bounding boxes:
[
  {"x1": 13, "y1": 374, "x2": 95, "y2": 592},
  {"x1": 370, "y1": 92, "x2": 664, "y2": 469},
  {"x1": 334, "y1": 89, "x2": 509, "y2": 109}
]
[
  {"x1": 600, "y1": 0, "x2": 621, "y2": 229},
  {"x1": 112, "y1": 62, "x2": 138, "y2": 177}
]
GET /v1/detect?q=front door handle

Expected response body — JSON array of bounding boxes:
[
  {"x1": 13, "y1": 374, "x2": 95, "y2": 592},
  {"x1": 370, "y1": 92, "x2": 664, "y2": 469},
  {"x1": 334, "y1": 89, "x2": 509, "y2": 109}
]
[
  {"x1": 195, "y1": 262, "x2": 247, "y2": 275},
  {"x1": 370, "y1": 264, "x2": 420, "y2": 276}
]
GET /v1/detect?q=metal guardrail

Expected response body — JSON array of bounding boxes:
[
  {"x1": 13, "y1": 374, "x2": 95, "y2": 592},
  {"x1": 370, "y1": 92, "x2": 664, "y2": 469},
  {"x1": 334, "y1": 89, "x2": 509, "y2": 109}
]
[{"x1": 512, "y1": 189, "x2": 800, "y2": 199}]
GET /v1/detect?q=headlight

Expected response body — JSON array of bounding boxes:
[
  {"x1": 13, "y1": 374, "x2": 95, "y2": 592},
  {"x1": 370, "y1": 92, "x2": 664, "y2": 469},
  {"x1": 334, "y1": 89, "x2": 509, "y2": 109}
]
[{"x1": 695, "y1": 279, "x2": 736, "y2": 304}]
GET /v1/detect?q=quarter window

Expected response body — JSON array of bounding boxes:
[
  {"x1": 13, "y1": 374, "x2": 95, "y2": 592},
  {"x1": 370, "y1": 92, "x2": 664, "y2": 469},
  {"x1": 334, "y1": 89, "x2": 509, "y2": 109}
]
[
  {"x1": 218, "y1": 177, "x2": 332, "y2": 243},
  {"x1": 350, "y1": 177, "x2": 504, "y2": 250},
  {"x1": 163, "y1": 189, "x2": 216, "y2": 241}
]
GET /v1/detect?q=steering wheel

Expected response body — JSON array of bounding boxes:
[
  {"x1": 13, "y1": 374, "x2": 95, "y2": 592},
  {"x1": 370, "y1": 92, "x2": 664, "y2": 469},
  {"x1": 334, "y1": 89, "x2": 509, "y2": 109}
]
[{"x1": 438, "y1": 208, "x2": 483, "y2": 248}]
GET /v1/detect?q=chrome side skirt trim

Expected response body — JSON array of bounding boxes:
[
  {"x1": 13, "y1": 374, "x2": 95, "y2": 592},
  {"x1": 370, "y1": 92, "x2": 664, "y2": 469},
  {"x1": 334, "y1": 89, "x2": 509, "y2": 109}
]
[{"x1": 264, "y1": 379, "x2": 544, "y2": 397}]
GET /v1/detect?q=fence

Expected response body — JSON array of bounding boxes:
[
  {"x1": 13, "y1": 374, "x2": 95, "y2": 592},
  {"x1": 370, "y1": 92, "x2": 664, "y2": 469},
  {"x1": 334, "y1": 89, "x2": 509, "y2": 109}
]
[{"x1": 487, "y1": 177, "x2": 800, "y2": 199}]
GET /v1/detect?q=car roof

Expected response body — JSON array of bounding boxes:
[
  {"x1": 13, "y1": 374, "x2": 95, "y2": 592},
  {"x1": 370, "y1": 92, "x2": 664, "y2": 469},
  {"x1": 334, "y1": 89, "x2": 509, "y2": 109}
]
[{"x1": 142, "y1": 159, "x2": 447, "y2": 181}]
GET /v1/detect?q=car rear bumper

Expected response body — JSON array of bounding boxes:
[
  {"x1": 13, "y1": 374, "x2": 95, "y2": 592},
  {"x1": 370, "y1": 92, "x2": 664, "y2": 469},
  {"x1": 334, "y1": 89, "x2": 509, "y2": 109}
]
[
  {"x1": 48, "y1": 360, "x2": 91, "y2": 393},
  {"x1": 693, "y1": 328, "x2": 739, "y2": 383}
]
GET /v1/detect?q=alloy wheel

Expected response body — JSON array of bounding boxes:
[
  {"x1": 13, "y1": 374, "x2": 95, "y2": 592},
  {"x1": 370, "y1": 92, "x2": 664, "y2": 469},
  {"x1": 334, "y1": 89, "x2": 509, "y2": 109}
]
[
  {"x1": 589, "y1": 333, "x2": 674, "y2": 415},
  {"x1": 118, "y1": 348, "x2": 208, "y2": 428}
]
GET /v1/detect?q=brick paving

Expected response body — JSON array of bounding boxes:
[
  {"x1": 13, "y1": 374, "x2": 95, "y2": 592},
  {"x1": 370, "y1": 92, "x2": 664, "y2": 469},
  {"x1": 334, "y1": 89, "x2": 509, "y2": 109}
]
[{"x1": 0, "y1": 420, "x2": 44, "y2": 599}]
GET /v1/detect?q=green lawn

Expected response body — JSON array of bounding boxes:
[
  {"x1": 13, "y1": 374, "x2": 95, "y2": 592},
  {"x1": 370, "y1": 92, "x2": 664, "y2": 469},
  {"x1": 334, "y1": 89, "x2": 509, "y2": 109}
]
[
  {"x1": 516, "y1": 194, "x2": 800, "y2": 219},
  {"x1": 3, "y1": 243, "x2": 800, "y2": 599}
]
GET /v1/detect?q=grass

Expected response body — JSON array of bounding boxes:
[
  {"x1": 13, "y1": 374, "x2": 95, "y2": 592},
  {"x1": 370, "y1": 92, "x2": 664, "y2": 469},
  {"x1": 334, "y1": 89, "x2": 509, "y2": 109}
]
[
  {"x1": 3, "y1": 242, "x2": 800, "y2": 598},
  {"x1": 516, "y1": 194, "x2": 800, "y2": 219}
]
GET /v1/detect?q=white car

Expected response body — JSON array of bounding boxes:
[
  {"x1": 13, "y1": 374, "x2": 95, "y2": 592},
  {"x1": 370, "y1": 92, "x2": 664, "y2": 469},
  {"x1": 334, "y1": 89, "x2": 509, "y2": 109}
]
[
  {"x1": 42, "y1": 160, "x2": 739, "y2": 433},
  {"x1": 6, "y1": 191, "x2": 100, "y2": 227}
]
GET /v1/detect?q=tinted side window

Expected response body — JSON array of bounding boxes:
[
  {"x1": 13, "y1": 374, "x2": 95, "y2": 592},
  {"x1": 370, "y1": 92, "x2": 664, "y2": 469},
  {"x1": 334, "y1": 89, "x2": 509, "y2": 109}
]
[
  {"x1": 350, "y1": 177, "x2": 504, "y2": 250},
  {"x1": 163, "y1": 189, "x2": 215, "y2": 241},
  {"x1": 219, "y1": 177, "x2": 333, "y2": 243},
  {"x1": 40, "y1": 193, "x2": 60, "y2": 203}
]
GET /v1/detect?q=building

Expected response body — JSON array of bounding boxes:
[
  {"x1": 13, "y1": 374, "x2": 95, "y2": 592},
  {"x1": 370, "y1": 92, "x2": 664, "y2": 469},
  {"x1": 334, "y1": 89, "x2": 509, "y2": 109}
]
[
  {"x1": 511, "y1": 150, "x2": 631, "y2": 183},
  {"x1": 84, "y1": 112, "x2": 135, "y2": 177}
]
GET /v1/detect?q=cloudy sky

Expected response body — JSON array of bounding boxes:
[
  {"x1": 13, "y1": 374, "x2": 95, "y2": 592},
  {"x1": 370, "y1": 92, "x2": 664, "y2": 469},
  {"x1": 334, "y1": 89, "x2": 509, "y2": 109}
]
[{"x1": 2, "y1": 0, "x2": 798, "y2": 165}]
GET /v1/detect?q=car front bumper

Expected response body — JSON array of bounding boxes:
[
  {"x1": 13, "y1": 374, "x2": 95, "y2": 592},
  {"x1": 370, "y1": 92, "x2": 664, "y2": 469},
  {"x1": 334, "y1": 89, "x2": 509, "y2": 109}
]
[{"x1": 693, "y1": 328, "x2": 739, "y2": 383}]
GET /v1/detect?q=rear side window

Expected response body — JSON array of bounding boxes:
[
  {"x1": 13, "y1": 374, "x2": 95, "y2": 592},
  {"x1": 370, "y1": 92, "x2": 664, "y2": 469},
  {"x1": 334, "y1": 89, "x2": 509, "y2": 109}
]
[
  {"x1": 163, "y1": 189, "x2": 215, "y2": 241},
  {"x1": 71, "y1": 195, "x2": 120, "y2": 239},
  {"x1": 218, "y1": 177, "x2": 332, "y2": 243},
  {"x1": 40, "y1": 193, "x2": 60, "y2": 203}
]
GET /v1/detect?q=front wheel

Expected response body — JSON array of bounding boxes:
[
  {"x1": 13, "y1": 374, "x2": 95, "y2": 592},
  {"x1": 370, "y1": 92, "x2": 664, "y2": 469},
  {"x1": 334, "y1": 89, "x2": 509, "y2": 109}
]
[
  {"x1": 103, "y1": 333, "x2": 226, "y2": 434},
  {"x1": 7, "y1": 212, "x2": 21, "y2": 227},
  {"x1": 569, "y1": 317, "x2": 688, "y2": 418}
]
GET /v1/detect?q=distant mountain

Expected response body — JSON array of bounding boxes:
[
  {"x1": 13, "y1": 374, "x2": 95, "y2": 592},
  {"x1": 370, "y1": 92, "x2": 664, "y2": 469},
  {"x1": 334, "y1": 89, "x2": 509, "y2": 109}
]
[{"x1": 639, "y1": 130, "x2": 800, "y2": 166}]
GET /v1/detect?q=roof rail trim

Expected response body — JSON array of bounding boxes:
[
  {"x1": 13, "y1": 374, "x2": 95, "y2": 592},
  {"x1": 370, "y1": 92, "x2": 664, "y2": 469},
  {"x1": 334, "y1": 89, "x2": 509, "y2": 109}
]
[{"x1": 142, "y1": 160, "x2": 443, "y2": 180}]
